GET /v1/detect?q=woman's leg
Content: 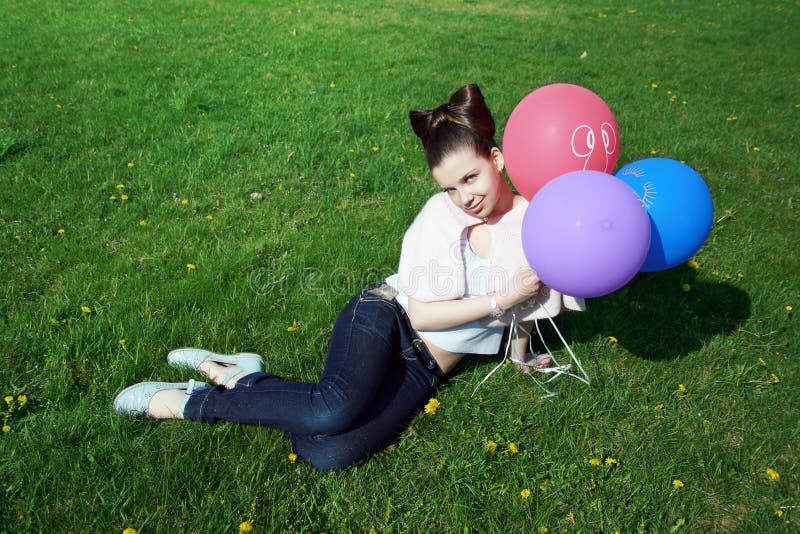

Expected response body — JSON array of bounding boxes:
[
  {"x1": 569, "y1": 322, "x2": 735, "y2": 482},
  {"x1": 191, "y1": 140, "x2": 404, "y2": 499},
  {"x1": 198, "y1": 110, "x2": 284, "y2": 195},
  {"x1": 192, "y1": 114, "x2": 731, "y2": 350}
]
[
  {"x1": 289, "y1": 351, "x2": 436, "y2": 471},
  {"x1": 182, "y1": 291, "x2": 402, "y2": 435}
]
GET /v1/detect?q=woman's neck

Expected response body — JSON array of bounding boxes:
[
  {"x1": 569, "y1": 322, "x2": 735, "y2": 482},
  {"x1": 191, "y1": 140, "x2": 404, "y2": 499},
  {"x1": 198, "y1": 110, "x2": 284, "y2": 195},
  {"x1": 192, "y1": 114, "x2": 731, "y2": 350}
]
[{"x1": 490, "y1": 186, "x2": 517, "y2": 218}]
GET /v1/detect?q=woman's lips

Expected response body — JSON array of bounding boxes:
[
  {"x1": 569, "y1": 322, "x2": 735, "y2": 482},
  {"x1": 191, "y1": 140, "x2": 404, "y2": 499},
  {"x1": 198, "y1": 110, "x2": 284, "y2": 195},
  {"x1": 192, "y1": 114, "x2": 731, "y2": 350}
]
[{"x1": 469, "y1": 200, "x2": 484, "y2": 215}]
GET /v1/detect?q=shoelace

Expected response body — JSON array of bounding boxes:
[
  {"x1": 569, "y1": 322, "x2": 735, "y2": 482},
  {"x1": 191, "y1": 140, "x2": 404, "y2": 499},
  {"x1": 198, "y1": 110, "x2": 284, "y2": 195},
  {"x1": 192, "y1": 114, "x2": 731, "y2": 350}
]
[{"x1": 471, "y1": 307, "x2": 591, "y2": 398}]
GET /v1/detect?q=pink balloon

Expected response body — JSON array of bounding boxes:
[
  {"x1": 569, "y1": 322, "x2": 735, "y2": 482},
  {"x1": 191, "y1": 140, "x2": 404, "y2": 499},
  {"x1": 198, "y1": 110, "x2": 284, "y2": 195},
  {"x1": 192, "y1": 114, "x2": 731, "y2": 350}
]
[
  {"x1": 503, "y1": 84, "x2": 620, "y2": 200},
  {"x1": 521, "y1": 171, "x2": 650, "y2": 299}
]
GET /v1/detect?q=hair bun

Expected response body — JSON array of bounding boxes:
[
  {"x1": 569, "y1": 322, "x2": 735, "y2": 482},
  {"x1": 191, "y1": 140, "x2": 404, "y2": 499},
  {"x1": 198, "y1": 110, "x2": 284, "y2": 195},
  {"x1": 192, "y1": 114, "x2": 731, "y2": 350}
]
[{"x1": 409, "y1": 84, "x2": 495, "y2": 142}]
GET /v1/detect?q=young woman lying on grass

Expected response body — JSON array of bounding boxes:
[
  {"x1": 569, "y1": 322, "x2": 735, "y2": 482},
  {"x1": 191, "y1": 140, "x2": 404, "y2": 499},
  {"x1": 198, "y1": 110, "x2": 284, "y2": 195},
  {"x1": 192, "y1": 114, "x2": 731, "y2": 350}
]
[{"x1": 114, "y1": 84, "x2": 582, "y2": 470}]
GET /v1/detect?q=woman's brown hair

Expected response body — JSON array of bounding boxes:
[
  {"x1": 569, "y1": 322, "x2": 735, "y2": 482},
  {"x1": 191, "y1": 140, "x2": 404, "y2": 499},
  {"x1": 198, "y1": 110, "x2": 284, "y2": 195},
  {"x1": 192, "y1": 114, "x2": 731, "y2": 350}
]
[{"x1": 409, "y1": 84, "x2": 497, "y2": 170}]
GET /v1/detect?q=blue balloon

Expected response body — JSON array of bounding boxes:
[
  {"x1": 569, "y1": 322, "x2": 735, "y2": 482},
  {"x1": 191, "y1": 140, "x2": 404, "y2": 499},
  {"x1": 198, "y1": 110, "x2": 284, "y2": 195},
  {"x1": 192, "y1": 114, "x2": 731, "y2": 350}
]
[{"x1": 615, "y1": 158, "x2": 713, "y2": 271}]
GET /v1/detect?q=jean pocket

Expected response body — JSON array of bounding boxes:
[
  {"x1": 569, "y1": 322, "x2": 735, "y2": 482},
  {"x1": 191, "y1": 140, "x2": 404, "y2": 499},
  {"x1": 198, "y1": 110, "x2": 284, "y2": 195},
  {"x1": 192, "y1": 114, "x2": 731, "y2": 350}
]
[
  {"x1": 401, "y1": 346, "x2": 418, "y2": 361},
  {"x1": 365, "y1": 282, "x2": 398, "y2": 301}
]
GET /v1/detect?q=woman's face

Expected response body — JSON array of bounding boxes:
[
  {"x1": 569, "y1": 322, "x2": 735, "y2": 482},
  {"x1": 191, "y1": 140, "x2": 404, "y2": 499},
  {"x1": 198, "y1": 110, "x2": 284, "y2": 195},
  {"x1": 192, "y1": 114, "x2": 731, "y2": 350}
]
[{"x1": 431, "y1": 147, "x2": 512, "y2": 219}]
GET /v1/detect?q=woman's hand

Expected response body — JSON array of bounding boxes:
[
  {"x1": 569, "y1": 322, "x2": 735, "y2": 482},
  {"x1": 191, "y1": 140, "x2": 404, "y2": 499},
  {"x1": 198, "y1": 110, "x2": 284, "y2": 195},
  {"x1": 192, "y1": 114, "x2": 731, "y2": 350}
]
[{"x1": 496, "y1": 269, "x2": 541, "y2": 310}]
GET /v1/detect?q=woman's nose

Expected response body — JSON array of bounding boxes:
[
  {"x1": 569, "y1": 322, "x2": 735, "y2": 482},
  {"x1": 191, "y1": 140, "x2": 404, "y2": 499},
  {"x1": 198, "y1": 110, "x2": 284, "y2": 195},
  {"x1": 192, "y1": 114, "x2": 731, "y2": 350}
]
[{"x1": 460, "y1": 189, "x2": 473, "y2": 206}]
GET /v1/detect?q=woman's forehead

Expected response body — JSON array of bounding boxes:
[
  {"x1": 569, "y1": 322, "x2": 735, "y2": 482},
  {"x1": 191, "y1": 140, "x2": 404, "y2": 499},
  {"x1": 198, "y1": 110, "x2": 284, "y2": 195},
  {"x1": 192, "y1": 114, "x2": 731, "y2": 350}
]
[{"x1": 431, "y1": 149, "x2": 485, "y2": 186}]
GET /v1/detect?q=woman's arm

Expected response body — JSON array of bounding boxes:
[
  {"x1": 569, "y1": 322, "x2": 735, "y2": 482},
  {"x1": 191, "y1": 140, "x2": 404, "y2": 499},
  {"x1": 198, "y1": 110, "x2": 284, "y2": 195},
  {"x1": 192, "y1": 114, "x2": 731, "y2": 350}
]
[
  {"x1": 408, "y1": 294, "x2": 495, "y2": 331},
  {"x1": 407, "y1": 270, "x2": 541, "y2": 331}
]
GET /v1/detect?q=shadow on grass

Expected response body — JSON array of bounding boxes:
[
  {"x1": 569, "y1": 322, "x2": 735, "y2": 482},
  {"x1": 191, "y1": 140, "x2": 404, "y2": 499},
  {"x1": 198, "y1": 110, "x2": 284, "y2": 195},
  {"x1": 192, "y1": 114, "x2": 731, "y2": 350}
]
[
  {"x1": 0, "y1": 134, "x2": 28, "y2": 163},
  {"x1": 556, "y1": 265, "x2": 751, "y2": 361},
  {"x1": 456, "y1": 266, "x2": 751, "y2": 374}
]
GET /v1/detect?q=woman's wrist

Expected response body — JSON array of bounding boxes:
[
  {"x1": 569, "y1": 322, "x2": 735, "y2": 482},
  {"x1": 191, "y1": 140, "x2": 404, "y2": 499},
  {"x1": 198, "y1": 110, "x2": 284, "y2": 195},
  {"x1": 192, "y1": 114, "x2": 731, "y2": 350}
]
[{"x1": 487, "y1": 291, "x2": 505, "y2": 319}]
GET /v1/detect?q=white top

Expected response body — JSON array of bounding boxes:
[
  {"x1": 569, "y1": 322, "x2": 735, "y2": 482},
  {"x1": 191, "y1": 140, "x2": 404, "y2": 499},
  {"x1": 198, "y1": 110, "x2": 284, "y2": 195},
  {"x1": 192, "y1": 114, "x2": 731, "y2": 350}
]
[{"x1": 386, "y1": 236, "x2": 505, "y2": 355}]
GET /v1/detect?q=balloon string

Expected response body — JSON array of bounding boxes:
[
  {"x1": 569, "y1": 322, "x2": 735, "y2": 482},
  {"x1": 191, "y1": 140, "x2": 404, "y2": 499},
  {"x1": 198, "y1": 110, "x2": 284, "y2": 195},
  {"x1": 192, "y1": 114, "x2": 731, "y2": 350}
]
[{"x1": 471, "y1": 307, "x2": 591, "y2": 398}]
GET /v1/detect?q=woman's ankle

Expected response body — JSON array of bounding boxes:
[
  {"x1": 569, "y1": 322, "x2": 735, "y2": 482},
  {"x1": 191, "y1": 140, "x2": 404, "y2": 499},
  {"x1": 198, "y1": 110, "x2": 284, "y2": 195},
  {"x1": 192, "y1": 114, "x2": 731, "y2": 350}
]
[
  {"x1": 198, "y1": 361, "x2": 248, "y2": 389},
  {"x1": 148, "y1": 389, "x2": 188, "y2": 419}
]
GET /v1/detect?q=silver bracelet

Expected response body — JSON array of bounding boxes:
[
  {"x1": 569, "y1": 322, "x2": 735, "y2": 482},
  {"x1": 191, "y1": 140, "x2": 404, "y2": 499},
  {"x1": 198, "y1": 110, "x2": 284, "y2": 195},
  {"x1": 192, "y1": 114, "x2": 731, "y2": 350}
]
[{"x1": 487, "y1": 291, "x2": 504, "y2": 319}]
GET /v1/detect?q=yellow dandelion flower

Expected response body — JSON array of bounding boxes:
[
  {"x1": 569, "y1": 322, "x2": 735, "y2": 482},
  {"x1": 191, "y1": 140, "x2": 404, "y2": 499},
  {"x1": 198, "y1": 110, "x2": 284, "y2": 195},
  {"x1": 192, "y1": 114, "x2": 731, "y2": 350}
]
[
  {"x1": 110, "y1": 195, "x2": 117, "y2": 201},
  {"x1": 655, "y1": 403, "x2": 665, "y2": 410},
  {"x1": 508, "y1": 442, "x2": 519, "y2": 454},
  {"x1": 181, "y1": 198, "x2": 189, "y2": 205},
  {"x1": 771, "y1": 373, "x2": 780, "y2": 383},
  {"x1": 120, "y1": 195, "x2": 129, "y2": 201},
  {"x1": 687, "y1": 260, "x2": 700, "y2": 269},
  {"x1": 139, "y1": 220, "x2": 147, "y2": 227},
  {"x1": 605, "y1": 457, "x2": 618, "y2": 465},
  {"x1": 424, "y1": 398, "x2": 440, "y2": 414},
  {"x1": 766, "y1": 468, "x2": 780, "y2": 481},
  {"x1": 3, "y1": 396, "x2": 12, "y2": 404},
  {"x1": 122, "y1": 529, "x2": 138, "y2": 534},
  {"x1": 737, "y1": 272, "x2": 744, "y2": 279},
  {"x1": 288, "y1": 453, "x2": 298, "y2": 463},
  {"x1": 484, "y1": 440, "x2": 497, "y2": 453},
  {"x1": 786, "y1": 305, "x2": 793, "y2": 312},
  {"x1": 116, "y1": 183, "x2": 125, "y2": 189},
  {"x1": 589, "y1": 458, "x2": 602, "y2": 466},
  {"x1": 758, "y1": 358, "x2": 766, "y2": 366},
  {"x1": 81, "y1": 306, "x2": 91, "y2": 314},
  {"x1": 678, "y1": 384, "x2": 687, "y2": 393},
  {"x1": 127, "y1": 162, "x2": 134, "y2": 168},
  {"x1": 2, "y1": 425, "x2": 10, "y2": 432},
  {"x1": 642, "y1": 404, "x2": 649, "y2": 410},
  {"x1": 287, "y1": 320, "x2": 300, "y2": 332},
  {"x1": 372, "y1": 145, "x2": 380, "y2": 152},
  {"x1": 349, "y1": 172, "x2": 356, "y2": 178},
  {"x1": 56, "y1": 103, "x2": 63, "y2": 109},
  {"x1": 57, "y1": 228, "x2": 65, "y2": 234},
  {"x1": 329, "y1": 81, "x2": 335, "y2": 88},
  {"x1": 186, "y1": 263, "x2": 196, "y2": 270},
  {"x1": 651, "y1": 83, "x2": 658, "y2": 89},
  {"x1": 239, "y1": 521, "x2": 253, "y2": 533},
  {"x1": 724, "y1": 273, "x2": 732, "y2": 280},
  {"x1": 673, "y1": 479, "x2": 684, "y2": 488},
  {"x1": 205, "y1": 215, "x2": 213, "y2": 221},
  {"x1": 17, "y1": 395, "x2": 26, "y2": 403},
  {"x1": 520, "y1": 488, "x2": 531, "y2": 499},
  {"x1": 726, "y1": 116, "x2": 737, "y2": 121},
  {"x1": 628, "y1": 9, "x2": 637, "y2": 14},
  {"x1": 650, "y1": 149, "x2": 658, "y2": 155},
  {"x1": 681, "y1": 283, "x2": 691, "y2": 292},
  {"x1": 775, "y1": 509, "x2": 783, "y2": 518},
  {"x1": 537, "y1": 527, "x2": 548, "y2": 533},
  {"x1": 119, "y1": 339, "x2": 126, "y2": 346},
  {"x1": 608, "y1": 335, "x2": 618, "y2": 343},
  {"x1": 566, "y1": 512, "x2": 576, "y2": 524},
  {"x1": 753, "y1": 147, "x2": 761, "y2": 152},
  {"x1": 711, "y1": 270, "x2": 719, "y2": 276},
  {"x1": 407, "y1": 426, "x2": 416, "y2": 436}
]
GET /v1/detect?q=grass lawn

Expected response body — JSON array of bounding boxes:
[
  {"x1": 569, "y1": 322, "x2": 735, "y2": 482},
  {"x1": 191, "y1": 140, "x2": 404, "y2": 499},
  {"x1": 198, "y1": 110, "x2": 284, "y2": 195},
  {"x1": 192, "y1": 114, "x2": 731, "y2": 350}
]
[{"x1": 1, "y1": 0, "x2": 798, "y2": 532}]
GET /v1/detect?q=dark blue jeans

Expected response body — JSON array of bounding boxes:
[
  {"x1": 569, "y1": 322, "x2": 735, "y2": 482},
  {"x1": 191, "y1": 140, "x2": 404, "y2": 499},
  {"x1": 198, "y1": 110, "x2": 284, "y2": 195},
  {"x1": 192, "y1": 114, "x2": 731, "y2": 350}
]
[{"x1": 182, "y1": 282, "x2": 445, "y2": 470}]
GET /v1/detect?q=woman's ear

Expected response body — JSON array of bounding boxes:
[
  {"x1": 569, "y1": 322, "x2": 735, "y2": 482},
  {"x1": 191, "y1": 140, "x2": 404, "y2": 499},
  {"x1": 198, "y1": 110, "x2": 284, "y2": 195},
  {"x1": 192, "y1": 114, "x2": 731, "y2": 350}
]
[{"x1": 490, "y1": 147, "x2": 505, "y2": 173}]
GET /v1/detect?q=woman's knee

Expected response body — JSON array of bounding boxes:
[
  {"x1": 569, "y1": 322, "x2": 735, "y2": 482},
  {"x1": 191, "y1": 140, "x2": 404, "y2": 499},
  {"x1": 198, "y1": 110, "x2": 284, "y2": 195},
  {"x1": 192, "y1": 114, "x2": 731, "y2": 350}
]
[{"x1": 294, "y1": 437, "x2": 369, "y2": 471}]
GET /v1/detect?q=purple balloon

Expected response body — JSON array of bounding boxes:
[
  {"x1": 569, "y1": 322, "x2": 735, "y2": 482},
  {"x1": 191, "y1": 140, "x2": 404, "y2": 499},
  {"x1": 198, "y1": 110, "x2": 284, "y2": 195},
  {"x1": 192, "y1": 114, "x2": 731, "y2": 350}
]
[{"x1": 522, "y1": 170, "x2": 651, "y2": 298}]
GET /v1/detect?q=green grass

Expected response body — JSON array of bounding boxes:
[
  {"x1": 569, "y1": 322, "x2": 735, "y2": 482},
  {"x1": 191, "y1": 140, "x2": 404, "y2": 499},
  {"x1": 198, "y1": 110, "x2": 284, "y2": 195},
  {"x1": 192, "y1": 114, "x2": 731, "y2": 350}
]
[{"x1": 1, "y1": 0, "x2": 798, "y2": 531}]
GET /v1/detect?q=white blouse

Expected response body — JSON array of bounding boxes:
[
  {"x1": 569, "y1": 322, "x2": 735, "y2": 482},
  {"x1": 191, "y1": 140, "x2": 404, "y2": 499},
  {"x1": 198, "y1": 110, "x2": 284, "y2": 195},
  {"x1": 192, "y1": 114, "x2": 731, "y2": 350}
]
[{"x1": 386, "y1": 236, "x2": 505, "y2": 355}]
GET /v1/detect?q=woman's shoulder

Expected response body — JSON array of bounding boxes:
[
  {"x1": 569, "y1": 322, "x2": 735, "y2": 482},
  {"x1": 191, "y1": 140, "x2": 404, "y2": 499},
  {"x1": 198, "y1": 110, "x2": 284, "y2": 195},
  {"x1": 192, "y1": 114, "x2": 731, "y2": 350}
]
[{"x1": 511, "y1": 193, "x2": 529, "y2": 211}]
